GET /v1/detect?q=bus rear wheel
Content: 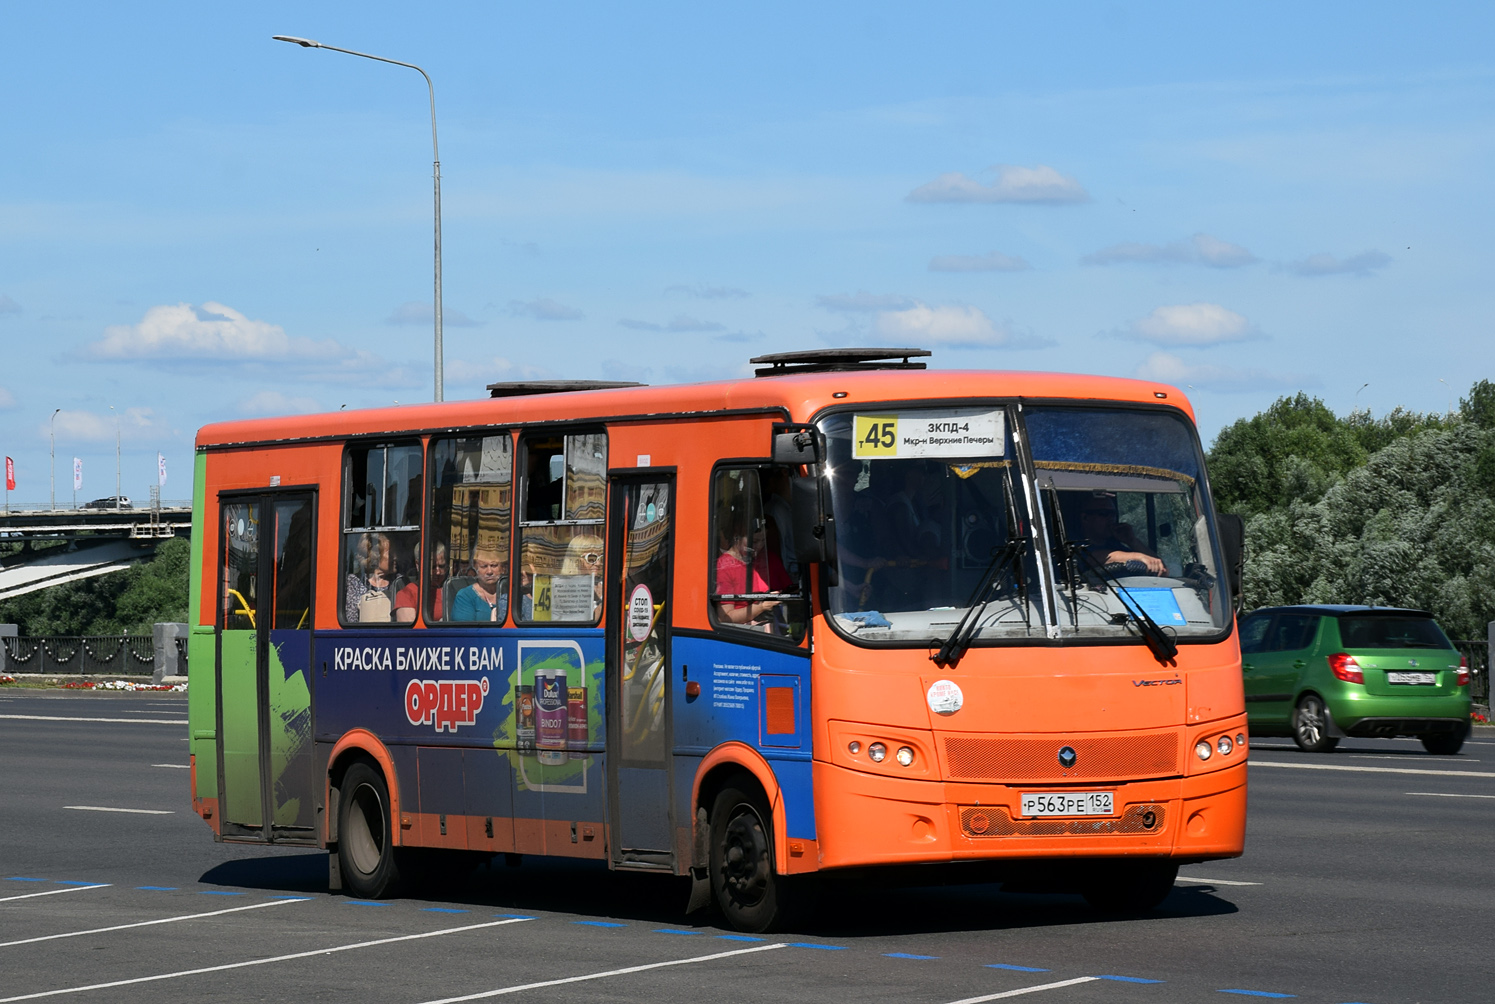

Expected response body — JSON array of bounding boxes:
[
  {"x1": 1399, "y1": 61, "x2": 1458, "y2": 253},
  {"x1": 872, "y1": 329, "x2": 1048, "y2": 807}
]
[
  {"x1": 709, "y1": 784, "x2": 808, "y2": 933},
  {"x1": 337, "y1": 762, "x2": 404, "y2": 899},
  {"x1": 1081, "y1": 860, "x2": 1178, "y2": 914}
]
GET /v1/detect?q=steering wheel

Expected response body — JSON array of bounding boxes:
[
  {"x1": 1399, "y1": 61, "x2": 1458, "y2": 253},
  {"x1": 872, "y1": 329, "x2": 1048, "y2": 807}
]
[{"x1": 1102, "y1": 560, "x2": 1150, "y2": 575}]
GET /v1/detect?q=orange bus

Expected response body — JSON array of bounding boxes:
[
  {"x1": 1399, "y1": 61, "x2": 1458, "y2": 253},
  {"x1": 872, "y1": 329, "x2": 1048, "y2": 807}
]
[{"x1": 187, "y1": 348, "x2": 1248, "y2": 931}]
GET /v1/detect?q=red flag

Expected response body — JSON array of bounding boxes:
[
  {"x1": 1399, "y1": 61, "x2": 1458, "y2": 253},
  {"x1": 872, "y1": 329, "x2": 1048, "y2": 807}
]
[{"x1": 4, "y1": 457, "x2": 13, "y2": 491}]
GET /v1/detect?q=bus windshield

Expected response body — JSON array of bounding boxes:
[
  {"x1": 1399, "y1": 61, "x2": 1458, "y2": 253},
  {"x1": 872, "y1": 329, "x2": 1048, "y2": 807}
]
[{"x1": 821, "y1": 404, "x2": 1228, "y2": 646}]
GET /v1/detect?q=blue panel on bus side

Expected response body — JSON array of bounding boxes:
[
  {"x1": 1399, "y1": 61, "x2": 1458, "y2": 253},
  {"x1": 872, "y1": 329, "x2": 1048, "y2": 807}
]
[
  {"x1": 313, "y1": 629, "x2": 606, "y2": 834},
  {"x1": 671, "y1": 633, "x2": 815, "y2": 841}
]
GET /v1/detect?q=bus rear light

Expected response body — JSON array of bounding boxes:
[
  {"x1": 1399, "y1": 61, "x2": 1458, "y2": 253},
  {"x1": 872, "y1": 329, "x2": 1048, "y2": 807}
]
[
  {"x1": 868, "y1": 742, "x2": 887, "y2": 763},
  {"x1": 1327, "y1": 652, "x2": 1363, "y2": 683},
  {"x1": 1195, "y1": 740, "x2": 1212, "y2": 761},
  {"x1": 1457, "y1": 656, "x2": 1469, "y2": 687}
]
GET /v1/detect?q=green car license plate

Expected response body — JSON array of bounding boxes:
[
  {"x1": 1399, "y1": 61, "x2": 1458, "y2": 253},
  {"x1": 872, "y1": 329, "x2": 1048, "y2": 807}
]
[
  {"x1": 1020, "y1": 791, "x2": 1114, "y2": 817},
  {"x1": 1387, "y1": 671, "x2": 1436, "y2": 685}
]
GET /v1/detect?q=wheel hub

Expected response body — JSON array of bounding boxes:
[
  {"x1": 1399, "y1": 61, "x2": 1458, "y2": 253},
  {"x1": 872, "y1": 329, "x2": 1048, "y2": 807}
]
[{"x1": 721, "y1": 810, "x2": 769, "y2": 905}]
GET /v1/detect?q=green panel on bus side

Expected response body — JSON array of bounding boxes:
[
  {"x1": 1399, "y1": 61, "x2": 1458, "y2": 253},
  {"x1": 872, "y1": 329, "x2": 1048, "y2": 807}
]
[
  {"x1": 220, "y1": 629, "x2": 262, "y2": 828},
  {"x1": 266, "y1": 634, "x2": 313, "y2": 828},
  {"x1": 188, "y1": 626, "x2": 218, "y2": 798},
  {"x1": 187, "y1": 452, "x2": 216, "y2": 797}
]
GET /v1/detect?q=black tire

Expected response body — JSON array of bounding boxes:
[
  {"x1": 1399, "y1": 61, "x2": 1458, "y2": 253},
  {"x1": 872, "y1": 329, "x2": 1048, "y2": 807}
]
[
  {"x1": 1420, "y1": 724, "x2": 1468, "y2": 755},
  {"x1": 337, "y1": 762, "x2": 405, "y2": 899},
  {"x1": 1081, "y1": 860, "x2": 1178, "y2": 914},
  {"x1": 1292, "y1": 694, "x2": 1339, "y2": 753},
  {"x1": 709, "y1": 784, "x2": 810, "y2": 933}
]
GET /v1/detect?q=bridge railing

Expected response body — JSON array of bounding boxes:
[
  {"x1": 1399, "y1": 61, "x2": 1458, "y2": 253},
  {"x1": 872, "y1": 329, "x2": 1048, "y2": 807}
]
[
  {"x1": 1454, "y1": 639, "x2": 1490, "y2": 713},
  {"x1": 0, "y1": 501, "x2": 193, "y2": 514},
  {"x1": 2, "y1": 635, "x2": 158, "y2": 676}
]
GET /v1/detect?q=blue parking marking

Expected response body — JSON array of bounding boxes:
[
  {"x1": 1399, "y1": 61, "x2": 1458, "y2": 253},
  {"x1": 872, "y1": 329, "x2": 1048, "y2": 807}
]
[
  {"x1": 988, "y1": 964, "x2": 1050, "y2": 973},
  {"x1": 884, "y1": 952, "x2": 939, "y2": 960},
  {"x1": 6, "y1": 877, "x2": 45, "y2": 882},
  {"x1": 199, "y1": 890, "x2": 243, "y2": 896},
  {"x1": 496, "y1": 914, "x2": 536, "y2": 920},
  {"x1": 269, "y1": 896, "x2": 310, "y2": 900},
  {"x1": 573, "y1": 921, "x2": 626, "y2": 928},
  {"x1": 655, "y1": 929, "x2": 701, "y2": 935},
  {"x1": 717, "y1": 934, "x2": 765, "y2": 942},
  {"x1": 1098, "y1": 976, "x2": 1165, "y2": 984},
  {"x1": 789, "y1": 943, "x2": 848, "y2": 950},
  {"x1": 55, "y1": 880, "x2": 101, "y2": 886},
  {"x1": 1219, "y1": 992, "x2": 1295, "y2": 998},
  {"x1": 137, "y1": 886, "x2": 178, "y2": 891},
  {"x1": 345, "y1": 900, "x2": 388, "y2": 906},
  {"x1": 423, "y1": 907, "x2": 469, "y2": 913}
]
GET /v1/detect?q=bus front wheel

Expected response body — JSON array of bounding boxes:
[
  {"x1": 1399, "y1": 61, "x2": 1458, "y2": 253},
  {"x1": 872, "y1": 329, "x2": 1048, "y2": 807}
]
[
  {"x1": 709, "y1": 784, "x2": 808, "y2": 932},
  {"x1": 337, "y1": 762, "x2": 404, "y2": 899}
]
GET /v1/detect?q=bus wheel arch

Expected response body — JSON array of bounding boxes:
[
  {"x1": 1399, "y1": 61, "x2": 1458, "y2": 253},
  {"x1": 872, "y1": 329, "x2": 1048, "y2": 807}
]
[
  {"x1": 326, "y1": 730, "x2": 404, "y2": 848},
  {"x1": 691, "y1": 744, "x2": 787, "y2": 873}
]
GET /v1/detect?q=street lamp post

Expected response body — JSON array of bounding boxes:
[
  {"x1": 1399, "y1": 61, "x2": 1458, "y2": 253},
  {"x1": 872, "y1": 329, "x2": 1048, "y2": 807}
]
[
  {"x1": 49, "y1": 408, "x2": 59, "y2": 511},
  {"x1": 273, "y1": 34, "x2": 444, "y2": 402}
]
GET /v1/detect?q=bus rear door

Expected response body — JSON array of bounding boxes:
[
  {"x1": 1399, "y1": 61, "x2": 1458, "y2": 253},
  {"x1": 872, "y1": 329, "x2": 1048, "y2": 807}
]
[
  {"x1": 215, "y1": 492, "x2": 318, "y2": 844},
  {"x1": 606, "y1": 475, "x2": 676, "y2": 868}
]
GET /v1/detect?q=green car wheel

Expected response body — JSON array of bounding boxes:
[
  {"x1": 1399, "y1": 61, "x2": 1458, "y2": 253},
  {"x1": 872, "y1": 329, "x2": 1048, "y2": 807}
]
[{"x1": 1293, "y1": 694, "x2": 1339, "y2": 753}]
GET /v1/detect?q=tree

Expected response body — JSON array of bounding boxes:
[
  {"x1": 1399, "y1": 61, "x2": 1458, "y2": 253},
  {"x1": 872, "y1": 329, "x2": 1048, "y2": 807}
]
[{"x1": 0, "y1": 537, "x2": 190, "y2": 635}]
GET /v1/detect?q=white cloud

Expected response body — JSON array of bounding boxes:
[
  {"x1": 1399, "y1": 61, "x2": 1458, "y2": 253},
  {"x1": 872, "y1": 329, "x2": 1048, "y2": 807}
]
[
  {"x1": 508, "y1": 298, "x2": 584, "y2": 321},
  {"x1": 618, "y1": 315, "x2": 725, "y2": 333},
  {"x1": 906, "y1": 164, "x2": 1089, "y2": 204},
  {"x1": 816, "y1": 291, "x2": 917, "y2": 312},
  {"x1": 444, "y1": 355, "x2": 553, "y2": 388},
  {"x1": 0, "y1": 295, "x2": 20, "y2": 316},
  {"x1": 1121, "y1": 303, "x2": 1256, "y2": 346},
  {"x1": 0, "y1": 387, "x2": 15, "y2": 409},
  {"x1": 1134, "y1": 352, "x2": 1303, "y2": 393},
  {"x1": 664, "y1": 284, "x2": 750, "y2": 299},
  {"x1": 1284, "y1": 250, "x2": 1392, "y2": 277},
  {"x1": 44, "y1": 407, "x2": 171, "y2": 444},
  {"x1": 1084, "y1": 233, "x2": 1257, "y2": 268},
  {"x1": 236, "y1": 390, "x2": 321, "y2": 416},
  {"x1": 714, "y1": 330, "x2": 764, "y2": 343},
  {"x1": 87, "y1": 302, "x2": 420, "y2": 388},
  {"x1": 872, "y1": 303, "x2": 1023, "y2": 348},
  {"x1": 929, "y1": 250, "x2": 1032, "y2": 272},
  {"x1": 386, "y1": 301, "x2": 482, "y2": 327}
]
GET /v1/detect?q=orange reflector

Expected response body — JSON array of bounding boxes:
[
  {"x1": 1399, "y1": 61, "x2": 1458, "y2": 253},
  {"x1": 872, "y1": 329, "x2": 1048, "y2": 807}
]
[{"x1": 764, "y1": 686, "x2": 795, "y2": 735}]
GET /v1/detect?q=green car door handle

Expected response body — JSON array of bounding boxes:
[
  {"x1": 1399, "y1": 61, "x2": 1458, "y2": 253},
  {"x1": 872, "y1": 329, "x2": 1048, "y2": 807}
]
[
  {"x1": 1242, "y1": 662, "x2": 1254, "y2": 672},
  {"x1": 1292, "y1": 659, "x2": 1306, "y2": 669}
]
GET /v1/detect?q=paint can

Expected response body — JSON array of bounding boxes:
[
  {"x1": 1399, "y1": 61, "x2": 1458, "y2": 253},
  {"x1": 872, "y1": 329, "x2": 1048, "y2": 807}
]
[
  {"x1": 535, "y1": 667, "x2": 568, "y2": 765},
  {"x1": 568, "y1": 685, "x2": 587, "y2": 760},
  {"x1": 515, "y1": 684, "x2": 535, "y2": 753}
]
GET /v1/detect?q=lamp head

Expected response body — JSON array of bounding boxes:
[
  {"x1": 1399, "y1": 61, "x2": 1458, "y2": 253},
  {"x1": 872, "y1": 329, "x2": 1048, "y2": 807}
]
[{"x1": 272, "y1": 35, "x2": 322, "y2": 48}]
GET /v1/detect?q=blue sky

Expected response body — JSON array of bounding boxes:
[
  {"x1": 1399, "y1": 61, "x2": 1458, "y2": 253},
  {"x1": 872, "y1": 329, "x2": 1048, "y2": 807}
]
[{"x1": 2, "y1": 1, "x2": 1492, "y2": 504}]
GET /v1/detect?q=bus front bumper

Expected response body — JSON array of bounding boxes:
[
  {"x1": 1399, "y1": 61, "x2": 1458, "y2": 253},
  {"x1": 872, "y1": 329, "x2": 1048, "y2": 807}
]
[{"x1": 812, "y1": 759, "x2": 1246, "y2": 870}]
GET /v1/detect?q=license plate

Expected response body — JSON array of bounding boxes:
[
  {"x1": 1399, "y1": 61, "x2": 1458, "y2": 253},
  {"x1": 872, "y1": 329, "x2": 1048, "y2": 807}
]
[
  {"x1": 1387, "y1": 671, "x2": 1436, "y2": 685},
  {"x1": 1020, "y1": 791, "x2": 1114, "y2": 817}
]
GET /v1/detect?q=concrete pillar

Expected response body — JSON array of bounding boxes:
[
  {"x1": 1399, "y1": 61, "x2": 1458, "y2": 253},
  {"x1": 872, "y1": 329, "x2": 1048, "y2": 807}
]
[
  {"x1": 152, "y1": 622, "x2": 188, "y2": 684},
  {"x1": 0, "y1": 624, "x2": 16, "y2": 674}
]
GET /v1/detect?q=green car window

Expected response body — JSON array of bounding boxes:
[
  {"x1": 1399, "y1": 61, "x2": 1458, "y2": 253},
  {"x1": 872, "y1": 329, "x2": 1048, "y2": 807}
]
[{"x1": 1338, "y1": 616, "x2": 1453, "y2": 650}]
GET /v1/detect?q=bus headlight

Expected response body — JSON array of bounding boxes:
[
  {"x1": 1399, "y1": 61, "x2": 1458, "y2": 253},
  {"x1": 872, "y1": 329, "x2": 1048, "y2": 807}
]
[
  {"x1": 1195, "y1": 739, "x2": 1213, "y2": 761},
  {"x1": 1217, "y1": 735, "x2": 1233, "y2": 756},
  {"x1": 848, "y1": 741, "x2": 861, "y2": 755},
  {"x1": 896, "y1": 746, "x2": 915, "y2": 767},
  {"x1": 869, "y1": 743, "x2": 887, "y2": 763}
]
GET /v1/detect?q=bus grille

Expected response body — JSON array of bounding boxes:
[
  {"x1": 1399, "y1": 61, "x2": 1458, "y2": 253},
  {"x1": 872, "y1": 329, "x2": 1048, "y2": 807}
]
[
  {"x1": 942, "y1": 733, "x2": 1180, "y2": 782},
  {"x1": 960, "y1": 803, "x2": 1168, "y2": 838}
]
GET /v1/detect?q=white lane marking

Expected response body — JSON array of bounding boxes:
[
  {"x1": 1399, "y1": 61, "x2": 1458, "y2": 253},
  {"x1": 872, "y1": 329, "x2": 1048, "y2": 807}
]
[
  {"x1": 1250, "y1": 760, "x2": 1495, "y2": 779},
  {"x1": 1176, "y1": 875, "x2": 1263, "y2": 886},
  {"x1": 0, "y1": 917, "x2": 532, "y2": 1002},
  {"x1": 0, "y1": 897, "x2": 308, "y2": 948},
  {"x1": 944, "y1": 976, "x2": 1099, "y2": 1003},
  {"x1": 151, "y1": 764, "x2": 190, "y2": 769},
  {"x1": 416, "y1": 942, "x2": 788, "y2": 1004},
  {"x1": 1347, "y1": 754, "x2": 1477, "y2": 763},
  {"x1": 64, "y1": 806, "x2": 174, "y2": 815},
  {"x1": 0, "y1": 715, "x2": 187, "y2": 725},
  {"x1": 0, "y1": 885, "x2": 109, "y2": 904},
  {"x1": 1406, "y1": 791, "x2": 1495, "y2": 799}
]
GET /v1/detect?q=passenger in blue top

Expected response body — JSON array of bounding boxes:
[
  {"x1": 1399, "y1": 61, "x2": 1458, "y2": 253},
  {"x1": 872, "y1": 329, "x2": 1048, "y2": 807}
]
[{"x1": 451, "y1": 547, "x2": 507, "y2": 622}]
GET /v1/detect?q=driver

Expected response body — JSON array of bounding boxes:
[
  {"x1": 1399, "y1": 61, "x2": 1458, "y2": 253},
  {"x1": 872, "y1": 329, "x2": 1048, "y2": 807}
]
[{"x1": 1078, "y1": 492, "x2": 1165, "y2": 575}]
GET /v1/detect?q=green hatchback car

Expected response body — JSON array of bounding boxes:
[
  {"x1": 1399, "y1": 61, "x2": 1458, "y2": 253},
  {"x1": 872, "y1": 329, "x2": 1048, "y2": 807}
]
[{"x1": 1240, "y1": 605, "x2": 1472, "y2": 754}]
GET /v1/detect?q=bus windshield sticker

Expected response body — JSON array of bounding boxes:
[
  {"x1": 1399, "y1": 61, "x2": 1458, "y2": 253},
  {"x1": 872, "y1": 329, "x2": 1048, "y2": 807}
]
[{"x1": 853, "y1": 409, "x2": 1005, "y2": 460}]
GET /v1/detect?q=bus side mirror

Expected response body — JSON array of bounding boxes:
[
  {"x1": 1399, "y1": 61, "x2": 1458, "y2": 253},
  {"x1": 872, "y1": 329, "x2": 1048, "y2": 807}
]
[
  {"x1": 791, "y1": 476, "x2": 832, "y2": 566},
  {"x1": 773, "y1": 431, "x2": 818, "y2": 466},
  {"x1": 1217, "y1": 513, "x2": 1245, "y2": 608}
]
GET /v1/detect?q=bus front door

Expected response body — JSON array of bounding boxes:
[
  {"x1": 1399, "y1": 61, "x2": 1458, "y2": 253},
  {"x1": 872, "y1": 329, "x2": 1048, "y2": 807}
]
[
  {"x1": 216, "y1": 493, "x2": 318, "y2": 844},
  {"x1": 606, "y1": 476, "x2": 676, "y2": 868}
]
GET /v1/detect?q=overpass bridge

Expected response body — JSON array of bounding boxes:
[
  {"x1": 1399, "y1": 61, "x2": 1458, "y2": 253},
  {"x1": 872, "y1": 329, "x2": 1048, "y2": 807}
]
[{"x1": 0, "y1": 502, "x2": 192, "y2": 602}]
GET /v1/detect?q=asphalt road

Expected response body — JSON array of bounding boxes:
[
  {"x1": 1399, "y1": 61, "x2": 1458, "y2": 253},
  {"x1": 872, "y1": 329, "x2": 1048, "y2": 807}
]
[{"x1": 2, "y1": 689, "x2": 1491, "y2": 1004}]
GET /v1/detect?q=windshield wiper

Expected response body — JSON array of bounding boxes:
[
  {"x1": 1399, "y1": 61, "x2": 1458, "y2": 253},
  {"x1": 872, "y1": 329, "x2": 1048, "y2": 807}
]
[
  {"x1": 1068, "y1": 546, "x2": 1179, "y2": 665},
  {"x1": 931, "y1": 539, "x2": 1026, "y2": 668}
]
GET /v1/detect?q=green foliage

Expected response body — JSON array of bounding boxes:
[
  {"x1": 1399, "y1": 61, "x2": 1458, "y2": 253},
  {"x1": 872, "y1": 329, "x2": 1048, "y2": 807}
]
[
  {"x1": 1209, "y1": 391, "x2": 1495, "y2": 639},
  {"x1": 0, "y1": 537, "x2": 190, "y2": 636}
]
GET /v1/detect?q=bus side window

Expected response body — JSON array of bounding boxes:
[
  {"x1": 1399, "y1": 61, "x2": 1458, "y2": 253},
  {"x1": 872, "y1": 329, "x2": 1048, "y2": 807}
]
[
  {"x1": 516, "y1": 431, "x2": 607, "y2": 624},
  {"x1": 427, "y1": 433, "x2": 513, "y2": 625},
  {"x1": 342, "y1": 441, "x2": 423, "y2": 627},
  {"x1": 709, "y1": 466, "x2": 806, "y2": 642}
]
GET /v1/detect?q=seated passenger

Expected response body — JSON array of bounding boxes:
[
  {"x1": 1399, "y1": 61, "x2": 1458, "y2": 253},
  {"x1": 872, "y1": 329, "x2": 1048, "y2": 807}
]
[
  {"x1": 346, "y1": 532, "x2": 394, "y2": 622},
  {"x1": 715, "y1": 511, "x2": 793, "y2": 630},
  {"x1": 451, "y1": 547, "x2": 507, "y2": 622},
  {"x1": 1077, "y1": 492, "x2": 1165, "y2": 574},
  {"x1": 393, "y1": 541, "x2": 420, "y2": 623}
]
